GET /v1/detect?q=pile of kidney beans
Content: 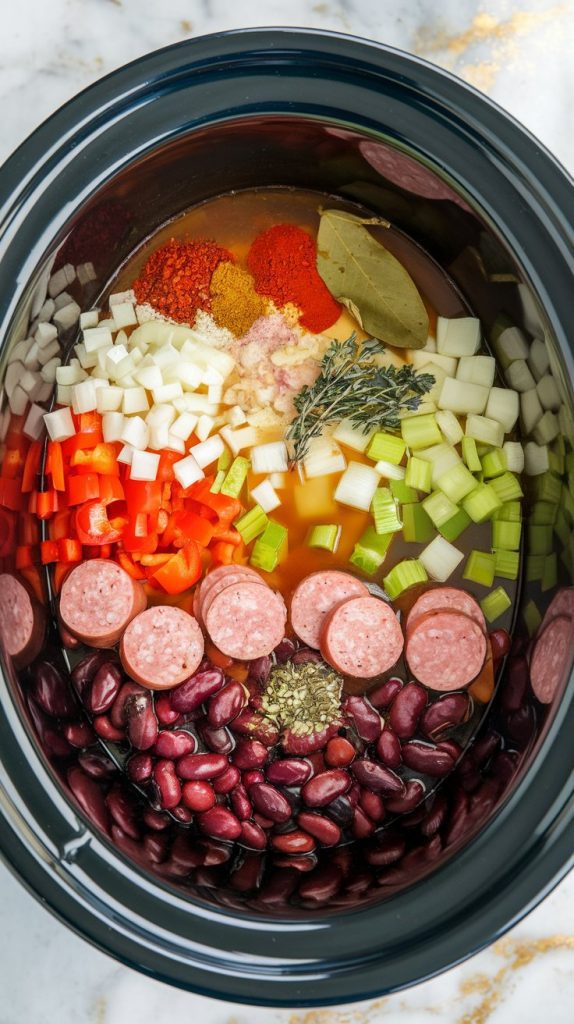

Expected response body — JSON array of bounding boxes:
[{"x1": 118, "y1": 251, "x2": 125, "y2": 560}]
[{"x1": 22, "y1": 635, "x2": 538, "y2": 912}]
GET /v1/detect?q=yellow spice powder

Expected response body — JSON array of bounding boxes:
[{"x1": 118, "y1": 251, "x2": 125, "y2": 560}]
[{"x1": 209, "y1": 261, "x2": 266, "y2": 336}]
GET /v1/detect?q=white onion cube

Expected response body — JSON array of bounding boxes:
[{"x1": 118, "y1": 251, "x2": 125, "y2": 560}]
[
  {"x1": 250, "y1": 479, "x2": 281, "y2": 513},
  {"x1": 456, "y1": 355, "x2": 496, "y2": 388},
  {"x1": 536, "y1": 374, "x2": 561, "y2": 411},
  {"x1": 102, "y1": 412, "x2": 125, "y2": 443},
  {"x1": 528, "y1": 338, "x2": 550, "y2": 381},
  {"x1": 111, "y1": 301, "x2": 137, "y2": 330},
  {"x1": 170, "y1": 412, "x2": 198, "y2": 441},
  {"x1": 96, "y1": 386, "x2": 124, "y2": 413},
  {"x1": 465, "y1": 414, "x2": 504, "y2": 448},
  {"x1": 56, "y1": 364, "x2": 87, "y2": 386},
  {"x1": 130, "y1": 450, "x2": 160, "y2": 481},
  {"x1": 438, "y1": 378, "x2": 489, "y2": 415},
  {"x1": 152, "y1": 382, "x2": 183, "y2": 404},
  {"x1": 524, "y1": 441, "x2": 549, "y2": 476},
  {"x1": 173, "y1": 453, "x2": 205, "y2": 489},
  {"x1": 227, "y1": 405, "x2": 247, "y2": 428},
  {"x1": 503, "y1": 441, "x2": 524, "y2": 473},
  {"x1": 23, "y1": 403, "x2": 46, "y2": 440},
  {"x1": 44, "y1": 407, "x2": 75, "y2": 442},
  {"x1": 251, "y1": 441, "x2": 289, "y2": 475},
  {"x1": 79, "y1": 310, "x2": 99, "y2": 330},
  {"x1": 505, "y1": 359, "x2": 535, "y2": 393},
  {"x1": 122, "y1": 387, "x2": 150, "y2": 415},
  {"x1": 334, "y1": 461, "x2": 380, "y2": 511},
  {"x1": 419, "y1": 535, "x2": 464, "y2": 582},
  {"x1": 436, "y1": 409, "x2": 464, "y2": 446},
  {"x1": 121, "y1": 415, "x2": 149, "y2": 450},
  {"x1": 485, "y1": 387, "x2": 519, "y2": 433},
  {"x1": 190, "y1": 435, "x2": 224, "y2": 469},
  {"x1": 134, "y1": 364, "x2": 163, "y2": 390},
  {"x1": 436, "y1": 317, "x2": 480, "y2": 357},
  {"x1": 117, "y1": 445, "x2": 134, "y2": 465},
  {"x1": 72, "y1": 380, "x2": 98, "y2": 414}
]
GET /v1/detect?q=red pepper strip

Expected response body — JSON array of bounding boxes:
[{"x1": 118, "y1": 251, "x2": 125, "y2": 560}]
[
  {"x1": 58, "y1": 538, "x2": 82, "y2": 562},
  {"x1": 1, "y1": 446, "x2": 26, "y2": 480},
  {"x1": 49, "y1": 510, "x2": 72, "y2": 541},
  {"x1": 40, "y1": 539, "x2": 60, "y2": 564},
  {"x1": 209, "y1": 541, "x2": 237, "y2": 565},
  {"x1": 36, "y1": 490, "x2": 58, "y2": 520},
  {"x1": 46, "y1": 441, "x2": 66, "y2": 492},
  {"x1": 79, "y1": 412, "x2": 101, "y2": 434},
  {"x1": 124, "y1": 479, "x2": 162, "y2": 515},
  {"x1": 71, "y1": 443, "x2": 119, "y2": 476},
  {"x1": 21, "y1": 442, "x2": 43, "y2": 493},
  {"x1": 99, "y1": 475, "x2": 124, "y2": 504},
  {"x1": 187, "y1": 478, "x2": 242, "y2": 526},
  {"x1": 67, "y1": 473, "x2": 100, "y2": 506},
  {"x1": 121, "y1": 529, "x2": 158, "y2": 555},
  {"x1": 117, "y1": 551, "x2": 147, "y2": 580},
  {"x1": 140, "y1": 553, "x2": 172, "y2": 568},
  {"x1": 19, "y1": 512, "x2": 40, "y2": 546},
  {"x1": 0, "y1": 477, "x2": 24, "y2": 511},
  {"x1": 156, "y1": 451, "x2": 182, "y2": 482},
  {"x1": 52, "y1": 562, "x2": 73, "y2": 595},
  {"x1": 163, "y1": 510, "x2": 214, "y2": 549},
  {"x1": 151, "y1": 541, "x2": 202, "y2": 595},
  {"x1": 62, "y1": 429, "x2": 104, "y2": 457},
  {"x1": 212, "y1": 527, "x2": 242, "y2": 546},
  {"x1": 15, "y1": 544, "x2": 36, "y2": 569},
  {"x1": 0, "y1": 508, "x2": 16, "y2": 558},
  {"x1": 75, "y1": 501, "x2": 126, "y2": 545}
]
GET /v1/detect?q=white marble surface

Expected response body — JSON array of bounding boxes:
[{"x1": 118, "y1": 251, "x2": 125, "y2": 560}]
[{"x1": 1, "y1": 1, "x2": 574, "y2": 1021}]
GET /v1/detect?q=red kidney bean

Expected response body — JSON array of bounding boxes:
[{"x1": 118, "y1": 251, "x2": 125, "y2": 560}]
[
  {"x1": 62, "y1": 720, "x2": 96, "y2": 748},
  {"x1": 365, "y1": 834, "x2": 406, "y2": 866},
  {"x1": 153, "y1": 759, "x2": 181, "y2": 809},
  {"x1": 401, "y1": 806, "x2": 427, "y2": 828},
  {"x1": 347, "y1": 782, "x2": 360, "y2": 806},
  {"x1": 351, "y1": 759, "x2": 405, "y2": 795},
  {"x1": 239, "y1": 820, "x2": 267, "y2": 850},
  {"x1": 125, "y1": 692, "x2": 158, "y2": 751},
  {"x1": 301, "y1": 769, "x2": 351, "y2": 807},
  {"x1": 181, "y1": 780, "x2": 216, "y2": 812},
  {"x1": 297, "y1": 811, "x2": 341, "y2": 846},
  {"x1": 389, "y1": 681, "x2": 427, "y2": 738},
  {"x1": 274, "y1": 638, "x2": 298, "y2": 662},
  {"x1": 32, "y1": 661, "x2": 77, "y2": 718},
  {"x1": 67, "y1": 766, "x2": 110, "y2": 834},
  {"x1": 375, "y1": 727, "x2": 402, "y2": 768},
  {"x1": 330, "y1": 846, "x2": 353, "y2": 878},
  {"x1": 213, "y1": 765, "x2": 241, "y2": 794},
  {"x1": 197, "y1": 722, "x2": 235, "y2": 755},
  {"x1": 110, "y1": 681, "x2": 146, "y2": 729},
  {"x1": 143, "y1": 807, "x2": 170, "y2": 831},
  {"x1": 437, "y1": 739, "x2": 462, "y2": 761},
  {"x1": 271, "y1": 830, "x2": 316, "y2": 854},
  {"x1": 352, "y1": 806, "x2": 374, "y2": 839},
  {"x1": 420, "y1": 693, "x2": 471, "y2": 740},
  {"x1": 207, "y1": 680, "x2": 246, "y2": 728},
  {"x1": 198, "y1": 839, "x2": 233, "y2": 866},
  {"x1": 258, "y1": 869, "x2": 299, "y2": 906},
  {"x1": 345, "y1": 868, "x2": 375, "y2": 896},
  {"x1": 154, "y1": 730, "x2": 196, "y2": 759},
  {"x1": 266, "y1": 758, "x2": 313, "y2": 786},
  {"x1": 249, "y1": 782, "x2": 292, "y2": 823},
  {"x1": 154, "y1": 694, "x2": 181, "y2": 726},
  {"x1": 471, "y1": 731, "x2": 502, "y2": 769},
  {"x1": 386, "y1": 778, "x2": 425, "y2": 813},
  {"x1": 88, "y1": 662, "x2": 122, "y2": 715},
  {"x1": 273, "y1": 853, "x2": 318, "y2": 874},
  {"x1": 77, "y1": 750, "x2": 116, "y2": 779},
  {"x1": 177, "y1": 752, "x2": 228, "y2": 780},
  {"x1": 506, "y1": 706, "x2": 536, "y2": 748},
  {"x1": 111, "y1": 825, "x2": 149, "y2": 867},
  {"x1": 231, "y1": 783, "x2": 253, "y2": 821},
  {"x1": 144, "y1": 833, "x2": 168, "y2": 864},
  {"x1": 232, "y1": 738, "x2": 269, "y2": 770},
  {"x1": 127, "y1": 752, "x2": 153, "y2": 784},
  {"x1": 282, "y1": 722, "x2": 340, "y2": 756},
  {"x1": 444, "y1": 788, "x2": 471, "y2": 847},
  {"x1": 344, "y1": 696, "x2": 382, "y2": 742},
  {"x1": 306, "y1": 751, "x2": 326, "y2": 775},
  {"x1": 248, "y1": 655, "x2": 272, "y2": 684},
  {"x1": 59, "y1": 622, "x2": 80, "y2": 649},
  {"x1": 106, "y1": 784, "x2": 140, "y2": 839},
  {"x1": 71, "y1": 650, "x2": 115, "y2": 697},
  {"x1": 324, "y1": 736, "x2": 355, "y2": 768},
  {"x1": 291, "y1": 647, "x2": 322, "y2": 665},
  {"x1": 243, "y1": 769, "x2": 264, "y2": 787},
  {"x1": 327, "y1": 795, "x2": 354, "y2": 827},
  {"x1": 491, "y1": 751, "x2": 518, "y2": 789},
  {"x1": 170, "y1": 669, "x2": 225, "y2": 713},
  {"x1": 93, "y1": 714, "x2": 125, "y2": 742},
  {"x1": 172, "y1": 805, "x2": 194, "y2": 824},
  {"x1": 490, "y1": 628, "x2": 510, "y2": 663},
  {"x1": 253, "y1": 813, "x2": 274, "y2": 830},
  {"x1": 500, "y1": 656, "x2": 529, "y2": 712},
  {"x1": 169, "y1": 834, "x2": 202, "y2": 868},
  {"x1": 360, "y1": 788, "x2": 385, "y2": 822},
  {"x1": 230, "y1": 853, "x2": 265, "y2": 892},
  {"x1": 401, "y1": 741, "x2": 454, "y2": 776},
  {"x1": 231, "y1": 709, "x2": 279, "y2": 746},
  {"x1": 298, "y1": 864, "x2": 342, "y2": 902},
  {"x1": 368, "y1": 676, "x2": 403, "y2": 709},
  {"x1": 421, "y1": 792, "x2": 448, "y2": 837},
  {"x1": 197, "y1": 806, "x2": 242, "y2": 841}
]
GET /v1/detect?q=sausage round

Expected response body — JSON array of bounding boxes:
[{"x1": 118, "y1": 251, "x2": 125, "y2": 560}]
[
  {"x1": 0, "y1": 572, "x2": 46, "y2": 669},
  {"x1": 205, "y1": 582, "x2": 287, "y2": 660},
  {"x1": 290, "y1": 571, "x2": 369, "y2": 649},
  {"x1": 406, "y1": 609, "x2": 487, "y2": 690},
  {"x1": 120, "y1": 606, "x2": 204, "y2": 690},
  {"x1": 407, "y1": 587, "x2": 486, "y2": 635},
  {"x1": 59, "y1": 559, "x2": 147, "y2": 648},
  {"x1": 195, "y1": 565, "x2": 262, "y2": 629},
  {"x1": 530, "y1": 614, "x2": 573, "y2": 705},
  {"x1": 200, "y1": 569, "x2": 267, "y2": 624},
  {"x1": 540, "y1": 587, "x2": 574, "y2": 632},
  {"x1": 320, "y1": 595, "x2": 404, "y2": 678}
]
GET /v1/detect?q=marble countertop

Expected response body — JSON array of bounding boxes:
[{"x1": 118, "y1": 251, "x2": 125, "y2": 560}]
[{"x1": 1, "y1": 1, "x2": 573, "y2": 1021}]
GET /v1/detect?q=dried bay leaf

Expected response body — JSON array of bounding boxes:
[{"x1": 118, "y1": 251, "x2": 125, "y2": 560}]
[{"x1": 316, "y1": 209, "x2": 429, "y2": 349}]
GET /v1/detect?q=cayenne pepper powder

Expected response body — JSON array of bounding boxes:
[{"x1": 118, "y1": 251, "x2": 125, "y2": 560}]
[
  {"x1": 133, "y1": 238, "x2": 232, "y2": 324},
  {"x1": 247, "y1": 224, "x2": 340, "y2": 334}
]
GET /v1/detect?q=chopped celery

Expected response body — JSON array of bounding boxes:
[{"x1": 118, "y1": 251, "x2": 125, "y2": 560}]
[
  {"x1": 401, "y1": 413, "x2": 442, "y2": 450},
  {"x1": 532, "y1": 471, "x2": 561, "y2": 505},
  {"x1": 371, "y1": 488, "x2": 402, "y2": 535},
  {"x1": 480, "y1": 586, "x2": 511, "y2": 623},
  {"x1": 462, "y1": 436, "x2": 482, "y2": 472},
  {"x1": 250, "y1": 543, "x2": 279, "y2": 573},
  {"x1": 436, "y1": 462, "x2": 478, "y2": 503},
  {"x1": 220, "y1": 455, "x2": 250, "y2": 498},
  {"x1": 481, "y1": 448, "x2": 507, "y2": 478},
  {"x1": 494, "y1": 549, "x2": 520, "y2": 580},
  {"x1": 405, "y1": 455, "x2": 432, "y2": 493},
  {"x1": 493, "y1": 501, "x2": 522, "y2": 523},
  {"x1": 210, "y1": 470, "x2": 226, "y2": 494},
  {"x1": 548, "y1": 446, "x2": 564, "y2": 476},
  {"x1": 462, "y1": 483, "x2": 503, "y2": 523},
  {"x1": 438, "y1": 507, "x2": 472, "y2": 542},
  {"x1": 307, "y1": 524, "x2": 340, "y2": 552},
  {"x1": 402, "y1": 502, "x2": 435, "y2": 543},
  {"x1": 463, "y1": 550, "x2": 496, "y2": 587},
  {"x1": 529, "y1": 501, "x2": 557, "y2": 526},
  {"x1": 217, "y1": 447, "x2": 232, "y2": 473},
  {"x1": 367, "y1": 431, "x2": 406, "y2": 465},
  {"x1": 423, "y1": 490, "x2": 458, "y2": 528},
  {"x1": 562, "y1": 484, "x2": 574, "y2": 524},
  {"x1": 417, "y1": 443, "x2": 460, "y2": 487},
  {"x1": 349, "y1": 527, "x2": 392, "y2": 575},
  {"x1": 235, "y1": 504, "x2": 268, "y2": 544},
  {"x1": 566, "y1": 450, "x2": 574, "y2": 476},
  {"x1": 390, "y1": 478, "x2": 418, "y2": 503},
  {"x1": 527, "y1": 524, "x2": 553, "y2": 556},
  {"x1": 554, "y1": 508, "x2": 571, "y2": 548},
  {"x1": 384, "y1": 559, "x2": 428, "y2": 600},
  {"x1": 526, "y1": 554, "x2": 545, "y2": 582},
  {"x1": 250, "y1": 520, "x2": 288, "y2": 572},
  {"x1": 541, "y1": 552, "x2": 558, "y2": 592},
  {"x1": 492, "y1": 520, "x2": 522, "y2": 551},
  {"x1": 419, "y1": 535, "x2": 463, "y2": 581},
  {"x1": 523, "y1": 599, "x2": 542, "y2": 636},
  {"x1": 489, "y1": 472, "x2": 524, "y2": 503}
]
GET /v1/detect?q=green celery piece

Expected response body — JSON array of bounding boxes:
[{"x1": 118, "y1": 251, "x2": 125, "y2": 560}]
[
  {"x1": 489, "y1": 472, "x2": 523, "y2": 503},
  {"x1": 462, "y1": 436, "x2": 482, "y2": 472},
  {"x1": 250, "y1": 520, "x2": 288, "y2": 572},
  {"x1": 390, "y1": 478, "x2": 418, "y2": 503},
  {"x1": 554, "y1": 507, "x2": 571, "y2": 548},
  {"x1": 438, "y1": 507, "x2": 472, "y2": 542},
  {"x1": 367, "y1": 431, "x2": 406, "y2": 465},
  {"x1": 422, "y1": 490, "x2": 458, "y2": 528},
  {"x1": 562, "y1": 484, "x2": 574, "y2": 523},
  {"x1": 480, "y1": 586, "x2": 511, "y2": 623},
  {"x1": 400, "y1": 413, "x2": 442, "y2": 450},
  {"x1": 371, "y1": 487, "x2": 402, "y2": 535},
  {"x1": 250, "y1": 542, "x2": 279, "y2": 573},
  {"x1": 405, "y1": 455, "x2": 432, "y2": 493},
  {"x1": 462, "y1": 483, "x2": 502, "y2": 523},
  {"x1": 217, "y1": 447, "x2": 233, "y2": 473},
  {"x1": 235, "y1": 504, "x2": 268, "y2": 544},
  {"x1": 492, "y1": 520, "x2": 522, "y2": 551},
  {"x1": 494, "y1": 549, "x2": 520, "y2": 580},
  {"x1": 541, "y1": 552, "x2": 558, "y2": 592},
  {"x1": 532, "y1": 471, "x2": 561, "y2": 505},
  {"x1": 308, "y1": 524, "x2": 340, "y2": 551},
  {"x1": 548, "y1": 446, "x2": 565, "y2": 476},
  {"x1": 259, "y1": 519, "x2": 288, "y2": 553},
  {"x1": 436, "y1": 462, "x2": 478, "y2": 503},
  {"x1": 210, "y1": 470, "x2": 226, "y2": 494},
  {"x1": 220, "y1": 456, "x2": 250, "y2": 498},
  {"x1": 529, "y1": 501, "x2": 558, "y2": 526},
  {"x1": 525, "y1": 554, "x2": 545, "y2": 582},
  {"x1": 402, "y1": 503, "x2": 435, "y2": 543},
  {"x1": 523, "y1": 599, "x2": 542, "y2": 636},
  {"x1": 481, "y1": 448, "x2": 506, "y2": 478},
  {"x1": 463, "y1": 549, "x2": 496, "y2": 587},
  {"x1": 493, "y1": 501, "x2": 522, "y2": 523},
  {"x1": 527, "y1": 523, "x2": 553, "y2": 556},
  {"x1": 384, "y1": 559, "x2": 428, "y2": 600},
  {"x1": 349, "y1": 527, "x2": 392, "y2": 575}
]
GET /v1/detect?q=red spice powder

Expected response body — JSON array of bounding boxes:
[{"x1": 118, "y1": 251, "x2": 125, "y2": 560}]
[
  {"x1": 247, "y1": 224, "x2": 340, "y2": 333},
  {"x1": 133, "y1": 238, "x2": 233, "y2": 323}
]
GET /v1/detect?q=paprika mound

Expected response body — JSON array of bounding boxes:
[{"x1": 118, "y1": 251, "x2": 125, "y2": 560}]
[
  {"x1": 247, "y1": 223, "x2": 341, "y2": 334},
  {"x1": 133, "y1": 238, "x2": 232, "y2": 324}
]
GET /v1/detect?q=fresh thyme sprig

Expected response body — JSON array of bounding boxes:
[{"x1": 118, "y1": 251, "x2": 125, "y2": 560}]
[{"x1": 286, "y1": 334, "x2": 435, "y2": 463}]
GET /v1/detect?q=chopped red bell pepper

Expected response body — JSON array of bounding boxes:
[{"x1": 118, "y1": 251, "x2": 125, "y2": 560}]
[
  {"x1": 99, "y1": 475, "x2": 124, "y2": 505},
  {"x1": 117, "y1": 551, "x2": 147, "y2": 580},
  {"x1": 124, "y1": 479, "x2": 162, "y2": 514},
  {"x1": 75, "y1": 501, "x2": 126, "y2": 545},
  {"x1": 151, "y1": 541, "x2": 202, "y2": 594},
  {"x1": 79, "y1": 412, "x2": 101, "y2": 434},
  {"x1": 0, "y1": 508, "x2": 16, "y2": 558},
  {"x1": 21, "y1": 442, "x2": 43, "y2": 493},
  {"x1": 50, "y1": 510, "x2": 72, "y2": 541},
  {"x1": 40, "y1": 539, "x2": 60, "y2": 564},
  {"x1": 209, "y1": 541, "x2": 237, "y2": 565},
  {"x1": 15, "y1": 544, "x2": 36, "y2": 569},
  {"x1": 71, "y1": 442, "x2": 118, "y2": 475},
  {"x1": 187, "y1": 478, "x2": 242, "y2": 526},
  {"x1": 163, "y1": 509, "x2": 215, "y2": 549},
  {"x1": 58, "y1": 538, "x2": 82, "y2": 562},
  {"x1": 46, "y1": 441, "x2": 66, "y2": 492},
  {"x1": 36, "y1": 490, "x2": 58, "y2": 520},
  {"x1": 0, "y1": 477, "x2": 24, "y2": 511},
  {"x1": 62, "y1": 429, "x2": 103, "y2": 457},
  {"x1": 156, "y1": 451, "x2": 182, "y2": 482},
  {"x1": 53, "y1": 562, "x2": 73, "y2": 594},
  {"x1": 1, "y1": 446, "x2": 26, "y2": 480},
  {"x1": 67, "y1": 473, "x2": 100, "y2": 506}
]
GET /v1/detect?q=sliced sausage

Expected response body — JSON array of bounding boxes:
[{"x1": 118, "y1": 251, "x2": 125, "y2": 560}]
[
  {"x1": 205, "y1": 582, "x2": 287, "y2": 660},
  {"x1": 406, "y1": 609, "x2": 487, "y2": 690},
  {"x1": 407, "y1": 587, "x2": 486, "y2": 635},
  {"x1": 201, "y1": 570, "x2": 267, "y2": 624},
  {"x1": 0, "y1": 572, "x2": 46, "y2": 669},
  {"x1": 540, "y1": 587, "x2": 574, "y2": 631},
  {"x1": 195, "y1": 565, "x2": 262, "y2": 630},
  {"x1": 59, "y1": 559, "x2": 147, "y2": 648},
  {"x1": 120, "y1": 606, "x2": 204, "y2": 690},
  {"x1": 290, "y1": 571, "x2": 369, "y2": 649},
  {"x1": 320, "y1": 595, "x2": 404, "y2": 678},
  {"x1": 530, "y1": 614, "x2": 573, "y2": 705}
]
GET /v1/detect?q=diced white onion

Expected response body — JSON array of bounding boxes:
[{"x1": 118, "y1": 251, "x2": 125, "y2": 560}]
[
  {"x1": 334, "y1": 461, "x2": 380, "y2": 511},
  {"x1": 23, "y1": 341, "x2": 41, "y2": 370},
  {"x1": 332, "y1": 418, "x2": 374, "y2": 453},
  {"x1": 438, "y1": 378, "x2": 489, "y2": 415},
  {"x1": 20, "y1": 369, "x2": 41, "y2": 395},
  {"x1": 520, "y1": 389, "x2": 543, "y2": 435},
  {"x1": 56, "y1": 364, "x2": 87, "y2": 386},
  {"x1": 227, "y1": 405, "x2": 247, "y2": 428},
  {"x1": 436, "y1": 410, "x2": 464, "y2": 446},
  {"x1": 528, "y1": 338, "x2": 550, "y2": 381},
  {"x1": 23, "y1": 403, "x2": 46, "y2": 441},
  {"x1": 524, "y1": 441, "x2": 549, "y2": 476},
  {"x1": 269, "y1": 472, "x2": 287, "y2": 489},
  {"x1": 83, "y1": 327, "x2": 113, "y2": 354},
  {"x1": 9, "y1": 385, "x2": 28, "y2": 416},
  {"x1": 76, "y1": 261, "x2": 96, "y2": 287},
  {"x1": 48, "y1": 266, "x2": 71, "y2": 299},
  {"x1": 505, "y1": 359, "x2": 535, "y2": 393},
  {"x1": 35, "y1": 322, "x2": 58, "y2": 348},
  {"x1": 37, "y1": 299, "x2": 56, "y2": 323},
  {"x1": 40, "y1": 357, "x2": 61, "y2": 384},
  {"x1": 168, "y1": 412, "x2": 197, "y2": 441},
  {"x1": 190, "y1": 435, "x2": 224, "y2": 468},
  {"x1": 220, "y1": 424, "x2": 261, "y2": 456},
  {"x1": 456, "y1": 355, "x2": 496, "y2": 388},
  {"x1": 374, "y1": 459, "x2": 406, "y2": 481},
  {"x1": 166, "y1": 434, "x2": 186, "y2": 454},
  {"x1": 102, "y1": 412, "x2": 125, "y2": 443},
  {"x1": 251, "y1": 441, "x2": 289, "y2": 475},
  {"x1": 494, "y1": 326, "x2": 529, "y2": 366},
  {"x1": 178, "y1": 393, "x2": 219, "y2": 416},
  {"x1": 37, "y1": 339, "x2": 61, "y2": 365},
  {"x1": 303, "y1": 436, "x2": 347, "y2": 479},
  {"x1": 79, "y1": 310, "x2": 99, "y2": 330},
  {"x1": 130, "y1": 450, "x2": 160, "y2": 481},
  {"x1": 415, "y1": 363, "x2": 449, "y2": 404},
  {"x1": 419, "y1": 535, "x2": 463, "y2": 582},
  {"x1": 532, "y1": 410, "x2": 559, "y2": 445},
  {"x1": 503, "y1": 441, "x2": 524, "y2": 473},
  {"x1": 195, "y1": 415, "x2": 216, "y2": 442},
  {"x1": 56, "y1": 384, "x2": 73, "y2": 406},
  {"x1": 536, "y1": 374, "x2": 561, "y2": 411},
  {"x1": 121, "y1": 415, "x2": 149, "y2": 450},
  {"x1": 117, "y1": 445, "x2": 134, "y2": 465},
  {"x1": 411, "y1": 349, "x2": 458, "y2": 377},
  {"x1": 111, "y1": 301, "x2": 137, "y2": 330},
  {"x1": 417, "y1": 443, "x2": 461, "y2": 486},
  {"x1": 250, "y1": 479, "x2": 281, "y2": 513},
  {"x1": 207, "y1": 383, "x2": 223, "y2": 405},
  {"x1": 465, "y1": 414, "x2": 504, "y2": 448},
  {"x1": 109, "y1": 290, "x2": 134, "y2": 307},
  {"x1": 44, "y1": 407, "x2": 75, "y2": 442},
  {"x1": 173, "y1": 453, "x2": 205, "y2": 488},
  {"x1": 122, "y1": 387, "x2": 150, "y2": 415},
  {"x1": 75, "y1": 343, "x2": 99, "y2": 370},
  {"x1": 72, "y1": 380, "x2": 98, "y2": 414},
  {"x1": 96, "y1": 386, "x2": 124, "y2": 413},
  {"x1": 5, "y1": 361, "x2": 25, "y2": 399},
  {"x1": 149, "y1": 422, "x2": 170, "y2": 450},
  {"x1": 485, "y1": 387, "x2": 519, "y2": 433},
  {"x1": 133, "y1": 364, "x2": 163, "y2": 390},
  {"x1": 436, "y1": 316, "x2": 481, "y2": 357}
]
